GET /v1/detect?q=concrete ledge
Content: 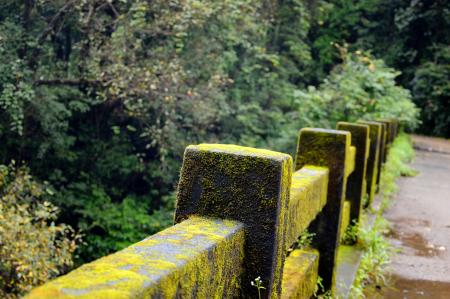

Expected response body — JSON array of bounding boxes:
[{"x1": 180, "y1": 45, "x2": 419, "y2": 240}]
[
  {"x1": 286, "y1": 166, "x2": 329, "y2": 249},
  {"x1": 25, "y1": 217, "x2": 245, "y2": 299},
  {"x1": 345, "y1": 146, "x2": 356, "y2": 178},
  {"x1": 337, "y1": 122, "x2": 370, "y2": 229},
  {"x1": 175, "y1": 144, "x2": 292, "y2": 298},
  {"x1": 357, "y1": 121, "x2": 382, "y2": 207},
  {"x1": 281, "y1": 248, "x2": 319, "y2": 299},
  {"x1": 295, "y1": 128, "x2": 351, "y2": 295},
  {"x1": 336, "y1": 245, "x2": 364, "y2": 298},
  {"x1": 339, "y1": 200, "x2": 351, "y2": 240}
]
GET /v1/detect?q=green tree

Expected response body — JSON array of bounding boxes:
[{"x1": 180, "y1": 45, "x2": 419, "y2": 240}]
[
  {"x1": 309, "y1": 0, "x2": 449, "y2": 136},
  {"x1": 0, "y1": 0, "x2": 421, "y2": 270}
]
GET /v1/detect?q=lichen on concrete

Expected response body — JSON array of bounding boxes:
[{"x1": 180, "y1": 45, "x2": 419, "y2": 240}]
[
  {"x1": 25, "y1": 217, "x2": 245, "y2": 299},
  {"x1": 286, "y1": 166, "x2": 329, "y2": 249},
  {"x1": 295, "y1": 128, "x2": 351, "y2": 296},
  {"x1": 281, "y1": 248, "x2": 319, "y2": 299},
  {"x1": 346, "y1": 146, "x2": 356, "y2": 178},
  {"x1": 376, "y1": 122, "x2": 387, "y2": 177},
  {"x1": 377, "y1": 119, "x2": 394, "y2": 145},
  {"x1": 175, "y1": 144, "x2": 292, "y2": 298},
  {"x1": 357, "y1": 121, "x2": 382, "y2": 207},
  {"x1": 337, "y1": 122, "x2": 370, "y2": 231},
  {"x1": 339, "y1": 200, "x2": 351, "y2": 240}
]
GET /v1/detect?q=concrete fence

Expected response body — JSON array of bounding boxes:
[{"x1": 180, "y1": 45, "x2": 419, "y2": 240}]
[{"x1": 26, "y1": 119, "x2": 399, "y2": 299}]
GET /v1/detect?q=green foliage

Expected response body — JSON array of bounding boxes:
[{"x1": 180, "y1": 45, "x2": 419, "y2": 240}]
[
  {"x1": 0, "y1": 0, "x2": 421, "y2": 276},
  {"x1": 379, "y1": 133, "x2": 417, "y2": 211},
  {"x1": 296, "y1": 48, "x2": 419, "y2": 128},
  {"x1": 341, "y1": 221, "x2": 359, "y2": 245},
  {"x1": 350, "y1": 217, "x2": 393, "y2": 298},
  {"x1": 0, "y1": 22, "x2": 35, "y2": 136},
  {"x1": 293, "y1": 230, "x2": 316, "y2": 250},
  {"x1": 277, "y1": 49, "x2": 419, "y2": 155},
  {"x1": 314, "y1": 276, "x2": 332, "y2": 298},
  {"x1": 411, "y1": 45, "x2": 450, "y2": 137},
  {"x1": 311, "y1": 0, "x2": 450, "y2": 137},
  {"x1": 0, "y1": 163, "x2": 79, "y2": 298}
]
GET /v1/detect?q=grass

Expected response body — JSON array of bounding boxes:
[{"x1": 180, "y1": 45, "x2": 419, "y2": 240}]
[
  {"x1": 349, "y1": 218, "x2": 393, "y2": 298},
  {"x1": 348, "y1": 133, "x2": 417, "y2": 298},
  {"x1": 379, "y1": 133, "x2": 417, "y2": 212}
]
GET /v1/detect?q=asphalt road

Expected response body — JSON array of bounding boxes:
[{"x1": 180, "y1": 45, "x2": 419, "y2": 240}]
[{"x1": 381, "y1": 136, "x2": 450, "y2": 298}]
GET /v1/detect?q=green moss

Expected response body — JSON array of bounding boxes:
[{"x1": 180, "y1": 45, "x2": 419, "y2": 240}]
[{"x1": 26, "y1": 217, "x2": 245, "y2": 299}]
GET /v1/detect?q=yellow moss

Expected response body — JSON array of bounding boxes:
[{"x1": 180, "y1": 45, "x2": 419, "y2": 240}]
[
  {"x1": 177, "y1": 143, "x2": 293, "y2": 298},
  {"x1": 286, "y1": 166, "x2": 329, "y2": 249},
  {"x1": 150, "y1": 220, "x2": 245, "y2": 299},
  {"x1": 281, "y1": 248, "x2": 319, "y2": 299},
  {"x1": 339, "y1": 200, "x2": 351, "y2": 240},
  {"x1": 192, "y1": 144, "x2": 290, "y2": 161},
  {"x1": 295, "y1": 128, "x2": 351, "y2": 171},
  {"x1": 357, "y1": 121, "x2": 382, "y2": 207},
  {"x1": 271, "y1": 155, "x2": 293, "y2": 299},
  {"x1": 26, "y1": 217, "x2": 245, "y2": 299},
  {"x1": 345, "y1": 146, "x2": 356, "y2": 177}
]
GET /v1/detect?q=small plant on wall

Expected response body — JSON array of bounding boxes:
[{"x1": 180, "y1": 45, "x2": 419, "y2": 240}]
[{"x1": 251, "y1": 276, "x2": 266, "y2": 299}]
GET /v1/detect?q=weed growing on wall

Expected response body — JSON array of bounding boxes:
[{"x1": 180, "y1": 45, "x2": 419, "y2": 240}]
[
  {"x1": 297, "y1": 230, "x2": 316, "y2": 250},
  {"x1": 341, "y1": 220, "x2": 359, "y2": 245},
  {"x1": 251, "y1": 276, "x2": 266, "y2": 299},
  {"x1": 314, "y1": 276, "x2": 332, "y2": 299}
]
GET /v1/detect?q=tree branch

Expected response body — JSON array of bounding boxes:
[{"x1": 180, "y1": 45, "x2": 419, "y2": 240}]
[
  {"x1": 34, "y1": 78, "x2": 103, "y2": 87},
  {"x1": 37, "y1": 0, "x2": 77, "y2": 44}
]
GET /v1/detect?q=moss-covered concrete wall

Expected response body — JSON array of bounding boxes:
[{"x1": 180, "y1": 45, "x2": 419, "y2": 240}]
[
  {"x1": 357, "y1": 121, "x2": 382, "y2": 207},
  {"x1": 376, "y1": 123, "x2": 387, "y2": 189},
  {"x1": 286, "y1": 166, "x2": 328, "y2": 250},
  {"x1": 25, "y1": 119, "x2": 400, "y2": 299},
  {"x1": 281, "y1": 248, "x2": 319, "y2": 299},
  {"x1": 174, "y1": 144, "x2": 292, "y2": 298},
  {"x1": 294, "y1": 128, "x2": 351, "y2": 296},
  {"x1": 25, "y1": 217, "x2": 245, "y2": 299},
  {"x1": 339, "y1": 200, "x2": 351, "y2": 240},
  {"x1": 337, "y1": 122, "x2": 370, "y2": 229}
]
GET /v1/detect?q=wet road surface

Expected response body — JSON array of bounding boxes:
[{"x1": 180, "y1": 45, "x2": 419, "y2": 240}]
[{"x1": 376, "y1": 136, "x2": 450, "y2": 298}]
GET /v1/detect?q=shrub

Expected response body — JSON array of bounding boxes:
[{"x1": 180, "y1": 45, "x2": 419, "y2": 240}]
[
  {"x1": 275, "y1": 48, "x2": 420, "y2": 155},
  {"x1": 0, "y1": 163, "x2": 79, "y2": 298}
]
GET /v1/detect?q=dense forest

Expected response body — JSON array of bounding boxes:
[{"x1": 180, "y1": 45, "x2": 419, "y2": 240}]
[{"x1": 0, "y1": 0, "x2": 447, "y2": 296}]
